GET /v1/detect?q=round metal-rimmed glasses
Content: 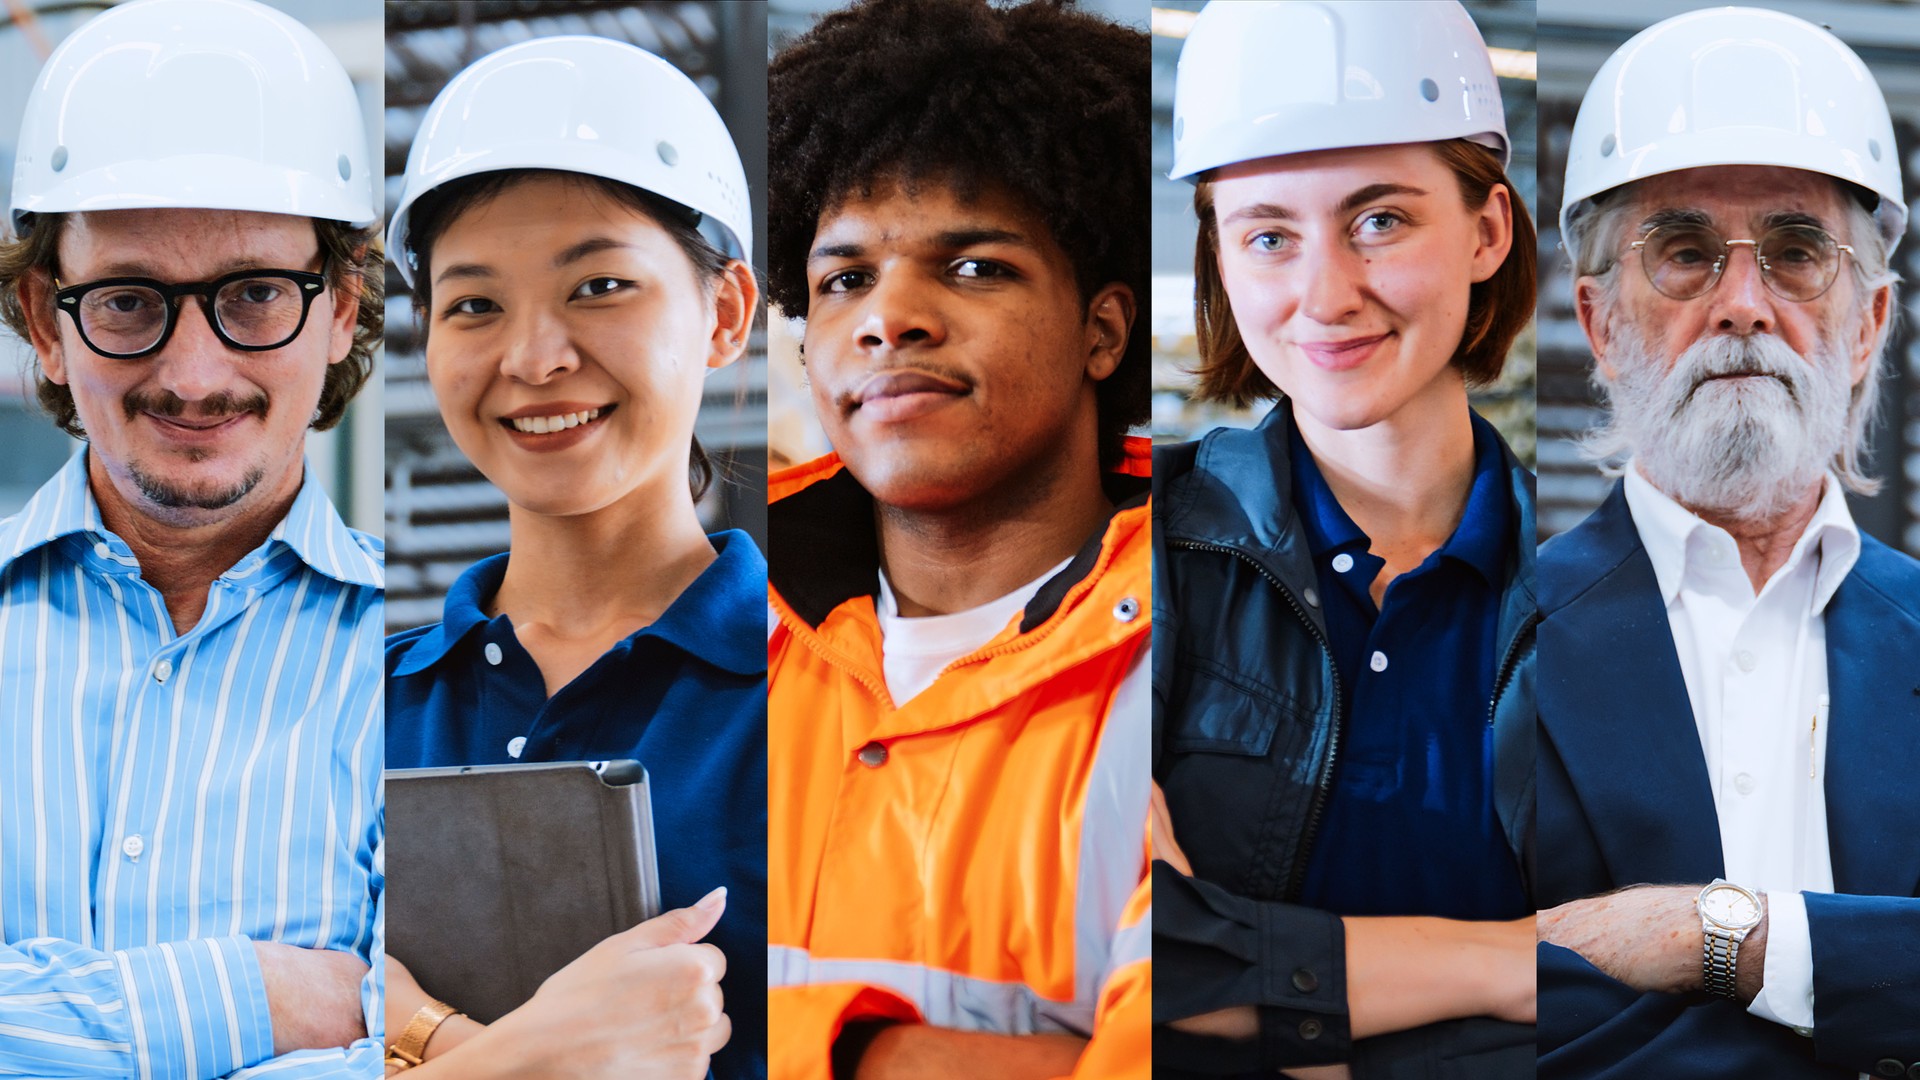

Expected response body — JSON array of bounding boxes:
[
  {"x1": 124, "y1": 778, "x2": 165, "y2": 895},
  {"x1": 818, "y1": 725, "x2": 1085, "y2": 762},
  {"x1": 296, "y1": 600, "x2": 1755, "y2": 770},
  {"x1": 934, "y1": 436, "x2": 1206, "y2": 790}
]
[
  {"x1": 1629, "y1": 222, "x2": 1860, "y2": 303},
  {"x1": 52, "y1": 266, "x2": 331, "y2": 360}
]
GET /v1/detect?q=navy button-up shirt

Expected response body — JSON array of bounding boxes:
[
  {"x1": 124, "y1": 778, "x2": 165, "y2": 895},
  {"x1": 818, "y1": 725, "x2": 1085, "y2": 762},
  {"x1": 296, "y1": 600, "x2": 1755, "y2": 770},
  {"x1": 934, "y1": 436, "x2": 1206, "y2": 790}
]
[
  {"x1": 1292, "y1": 415, "x2": 1529, "y2": 920},
  {"x1": 386, "y1": 530, "x2": 768, "y2": 1080}
]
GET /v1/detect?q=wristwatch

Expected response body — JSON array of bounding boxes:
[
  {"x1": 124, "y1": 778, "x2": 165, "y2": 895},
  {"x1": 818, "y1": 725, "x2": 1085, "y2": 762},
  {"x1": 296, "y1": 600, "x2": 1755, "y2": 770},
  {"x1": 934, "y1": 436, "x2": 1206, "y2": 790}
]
[{"x1": 1696, "y1": 878, "x2": 1763, "y2": 998}]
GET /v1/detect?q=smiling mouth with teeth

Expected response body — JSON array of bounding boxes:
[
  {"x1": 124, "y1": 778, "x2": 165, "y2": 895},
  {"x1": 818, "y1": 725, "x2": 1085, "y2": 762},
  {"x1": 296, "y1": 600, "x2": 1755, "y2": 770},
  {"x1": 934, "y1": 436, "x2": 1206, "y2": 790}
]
[{"x1": 504, "y1": 406, "x2": 610, "y2": 434}]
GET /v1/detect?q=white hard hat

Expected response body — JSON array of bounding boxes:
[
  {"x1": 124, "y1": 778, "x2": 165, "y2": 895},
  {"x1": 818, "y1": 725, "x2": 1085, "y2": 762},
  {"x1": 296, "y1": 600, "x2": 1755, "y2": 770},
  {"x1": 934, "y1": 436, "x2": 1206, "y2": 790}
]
[
  {"x1": 388, "y1": 35, "x2": 752, "y2": 287},
  {"x1": 9, "y1": 0, "x2": 376, "y2": 236},
  {"x1": 1170, "y1": 0, "x2": 1508, "y2": 182},
  {"x1": 1561, "y1": 6, "x2": 1907, "y2": 260}
]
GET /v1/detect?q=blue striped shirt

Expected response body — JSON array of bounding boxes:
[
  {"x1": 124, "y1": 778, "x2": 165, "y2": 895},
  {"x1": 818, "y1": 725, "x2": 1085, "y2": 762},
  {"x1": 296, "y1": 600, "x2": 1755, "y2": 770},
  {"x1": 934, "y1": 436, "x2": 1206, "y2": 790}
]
[{"x1": 0, "y1": 450, "x2": 385, "y2": 1079}]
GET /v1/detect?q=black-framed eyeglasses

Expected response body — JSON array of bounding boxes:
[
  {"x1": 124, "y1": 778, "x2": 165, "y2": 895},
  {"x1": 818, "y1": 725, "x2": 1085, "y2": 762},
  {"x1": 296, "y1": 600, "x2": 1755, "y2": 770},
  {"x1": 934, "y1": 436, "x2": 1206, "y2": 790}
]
[
  {"x1": 53, "y1": 266, "x2": 330, "y2": 360},
  {"x1": 1628, "y1": 222, "x2": 1860, "y2": 303}
]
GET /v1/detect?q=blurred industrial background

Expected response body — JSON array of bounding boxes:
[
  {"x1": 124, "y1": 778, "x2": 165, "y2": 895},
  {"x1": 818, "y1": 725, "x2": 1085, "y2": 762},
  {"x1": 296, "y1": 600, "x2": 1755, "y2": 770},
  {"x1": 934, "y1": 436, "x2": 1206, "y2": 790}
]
[
  {"x1": 762, "y1": 0, "x2": 1151, "y2": 468},
  {"x1": 382, "y1": 0, "x2": 769, "y2": 632},
  {"x1": 1148, "y1": 0, "x2": 1539, "y2": 460},
  {"x1": 0, "y1": 0, "x2": 383, "y2": 531},
  {"x1": 1537, "y1": 0, "x2": 1920, "y2": 554}
]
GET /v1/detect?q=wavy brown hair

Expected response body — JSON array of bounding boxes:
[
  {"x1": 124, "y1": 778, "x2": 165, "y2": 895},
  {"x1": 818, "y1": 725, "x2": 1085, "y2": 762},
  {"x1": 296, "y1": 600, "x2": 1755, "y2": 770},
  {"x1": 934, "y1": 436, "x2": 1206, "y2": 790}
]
[
  {"x1": 0, "y1": 213, "x2": 381, "y2": 438},
  {"x1": 1189, "y1": 138, "x2": 1536, "y2": 407}
]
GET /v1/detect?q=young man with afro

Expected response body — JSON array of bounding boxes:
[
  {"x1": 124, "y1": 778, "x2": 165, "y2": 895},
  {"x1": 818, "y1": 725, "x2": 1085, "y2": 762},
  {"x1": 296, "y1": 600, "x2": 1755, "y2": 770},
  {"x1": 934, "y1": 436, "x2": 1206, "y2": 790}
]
[{"x1": 763, "y1": 1, "x2": 1152, "y2": 1077}]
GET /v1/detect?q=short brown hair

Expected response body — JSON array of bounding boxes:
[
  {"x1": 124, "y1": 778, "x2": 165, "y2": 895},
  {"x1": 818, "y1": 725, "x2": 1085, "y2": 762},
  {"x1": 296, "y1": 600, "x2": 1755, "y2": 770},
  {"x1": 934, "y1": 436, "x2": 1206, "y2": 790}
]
[
  {"x1": 1188, "y1": 138, "x2": 1537, "y2": 407},
  {"x1": 0, "y1": 213, "x2": 382, "y2": 439}
]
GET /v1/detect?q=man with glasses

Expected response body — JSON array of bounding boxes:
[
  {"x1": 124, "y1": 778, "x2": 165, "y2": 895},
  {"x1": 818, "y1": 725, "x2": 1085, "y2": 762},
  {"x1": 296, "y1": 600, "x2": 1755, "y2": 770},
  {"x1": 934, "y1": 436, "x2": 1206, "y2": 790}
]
[
  {"x1": 1536, "y1": 8, "x2": 1920, "y2": 1079},
  {"x1": 0, "y1": 0, "x2": 384, "y2": 1076}
]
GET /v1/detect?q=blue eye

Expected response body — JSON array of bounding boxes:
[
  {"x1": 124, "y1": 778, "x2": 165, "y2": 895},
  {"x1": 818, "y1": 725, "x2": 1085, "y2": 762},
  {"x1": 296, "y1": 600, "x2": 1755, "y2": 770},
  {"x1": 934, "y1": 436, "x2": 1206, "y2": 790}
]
[
  {"x1": 1358, "y1": 211, "x2": 1405, "y2": 235},
  {"x1": 1249, "y1": 232, "x2": 1290, "y2": 253},
  {"x1": 572, "y1": 277, "x2": 629, "y2": 299}
]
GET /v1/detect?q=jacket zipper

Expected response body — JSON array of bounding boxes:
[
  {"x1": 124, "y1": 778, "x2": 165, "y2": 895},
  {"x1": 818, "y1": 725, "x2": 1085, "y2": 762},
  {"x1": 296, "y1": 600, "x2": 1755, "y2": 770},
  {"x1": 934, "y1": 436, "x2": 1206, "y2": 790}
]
[
  {"x1": 1170, "y1": 539, "x2": 1342, "y2": 902},
  {"x1": 1487, "y1": 612, "x2": 1539, "y2": 725}
]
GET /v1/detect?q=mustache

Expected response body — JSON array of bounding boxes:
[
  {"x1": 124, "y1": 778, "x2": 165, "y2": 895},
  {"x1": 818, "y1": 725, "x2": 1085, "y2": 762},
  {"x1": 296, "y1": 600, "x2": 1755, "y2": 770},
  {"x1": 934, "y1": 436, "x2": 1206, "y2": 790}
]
[
  {"x1": 123, "y1": 389, "x2": 269, "y2": 422},
  {"x1": 1669, "y1": 334, "x2": 1804, "y2": 410}
]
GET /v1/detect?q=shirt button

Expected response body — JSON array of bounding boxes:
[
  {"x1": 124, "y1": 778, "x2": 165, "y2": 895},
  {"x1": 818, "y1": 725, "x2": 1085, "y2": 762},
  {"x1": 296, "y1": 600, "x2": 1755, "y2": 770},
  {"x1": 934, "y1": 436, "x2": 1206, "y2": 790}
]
[
  {"x1": 122, "y1": 835, "x2": 144, "y2": 860},
  {"x1": 152, "y1": 659, "x2": 172, "y2": 684},
  {"x1": 1873, "y1": 1060, "x2": 1902, "y2": 1078},
  {"x1": 1369, "y1": 651, "x2": 1388, "y2": 673},
  {"x1": 1331, "y1": 553, "x2": 1355, "y2": 574},
  {"x1": 1301, "y1": 587, "x2": 1319, "y2": 608},
  {"x1": 93, "y1": 541, "x2": 111, "y2": 560},
  {"x1": 1292, "y1": 968, "x2": 1318, "y2": 993},
  {"x1": 484, "y1": 642, "x2": 503, "y2": 666},
  {"x1": 1112, "y1": 597, "x2": 1139, "y2": 623},
  {"x1": 1734, "y1": 772, "x2": 1756, "y2": 796},
  {"x1": 1298, "y1": 1018, "x2": 1323, "y2": 1040},
  {"x1": 857, "y1": 742, "x2": 889, "y2": 768},
  {"x1": 507, "y1": 737, "x2": 527, "y2": 759},
  {"x1": 1734, "y1": 650, "x2": 1757, "y2": 673}
]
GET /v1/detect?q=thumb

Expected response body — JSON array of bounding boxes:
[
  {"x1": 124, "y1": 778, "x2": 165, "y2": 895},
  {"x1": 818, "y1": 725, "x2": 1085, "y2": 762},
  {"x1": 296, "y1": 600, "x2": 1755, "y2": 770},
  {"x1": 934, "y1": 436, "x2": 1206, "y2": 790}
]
[{"x1": 619, "y1": 886, "x2": 727, "y2": 950}]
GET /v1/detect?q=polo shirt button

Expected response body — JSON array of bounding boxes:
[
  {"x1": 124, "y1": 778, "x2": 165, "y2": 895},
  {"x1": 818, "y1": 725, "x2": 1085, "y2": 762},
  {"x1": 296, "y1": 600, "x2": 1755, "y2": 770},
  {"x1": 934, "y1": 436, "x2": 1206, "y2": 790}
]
[
  {"x1": 1735, "y1": 650, "x2": 1757, "y2": 673},
  {"x1": 484, "y1": 642, "x2": 503, "y2": 666},
  {"x1": 1298, "y1": 1018, "x2": 1322, "y2": 1040},
  {"x1": 1302, "y1": 588, "x2": 1319, "y2": 608},
  {"x1": 1291, "y1": 968, "x2": 1318, "y2": 993},
  {"x1": 1734, "y1": 772, "x2": 1756, "y2": 796},
  {"x1": 1369, "y1": 651, "x2": 1388, "y2": 673},
  {"x1": 1874, "y1": 1060, "x2": 1903, "y2": 1077},
  {"x1": 507, "y1": 737, "x2": 526, "y2": 759},
  {"x1": 152, "y1": 659, "x2": 172, "y2": 684},
  {"x1": 93, "y1": 541, "x2": 111, "y2": 560},
  {"x1": 122, "y1": 835, "x2": 144, "y2": 860},
  {"x1": 857, "y1": 742, "x2": 888, "y2": 768},
  {"x1": 1331, "y1": 553, "x2": 1355, "y2": 574}
]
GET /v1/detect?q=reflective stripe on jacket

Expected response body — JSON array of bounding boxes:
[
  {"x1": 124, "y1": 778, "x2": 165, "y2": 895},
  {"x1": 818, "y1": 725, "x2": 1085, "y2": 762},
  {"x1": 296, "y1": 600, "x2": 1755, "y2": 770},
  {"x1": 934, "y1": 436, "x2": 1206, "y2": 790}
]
[{"x1": 768, "y1": 440, "x2": 1154, "y2": 1080}]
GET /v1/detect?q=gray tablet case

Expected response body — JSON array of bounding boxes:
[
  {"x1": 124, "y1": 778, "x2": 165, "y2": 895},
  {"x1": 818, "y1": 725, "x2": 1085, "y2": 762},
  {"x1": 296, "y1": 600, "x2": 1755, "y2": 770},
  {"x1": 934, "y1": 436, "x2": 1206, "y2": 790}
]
[{"x1": 386, "y1": 759, "x2": 661, "y2": 1024}]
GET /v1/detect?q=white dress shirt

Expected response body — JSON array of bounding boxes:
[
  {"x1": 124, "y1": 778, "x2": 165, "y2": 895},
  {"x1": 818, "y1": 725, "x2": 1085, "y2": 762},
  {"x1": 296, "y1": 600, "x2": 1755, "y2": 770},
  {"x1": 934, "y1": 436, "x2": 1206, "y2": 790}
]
[{"x1": 1624, "y1": 464, "x2": 1860, "y2": 1038}]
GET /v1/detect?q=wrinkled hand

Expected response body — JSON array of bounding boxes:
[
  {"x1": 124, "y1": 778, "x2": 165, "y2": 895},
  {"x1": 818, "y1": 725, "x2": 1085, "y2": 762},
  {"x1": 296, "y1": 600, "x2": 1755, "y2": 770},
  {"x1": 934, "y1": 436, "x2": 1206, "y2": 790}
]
[
  {"x1": 474, "y1": 887, "x2": 732, "y2": 1079},
  {"x1": 1538, "y1": 884, "x2": 1745, "y2": 997},
  {"x1": 255, "y1": 942, "x2": 370, "y2": 1054},
  {"x1": 1151, "y1": 782, "x2": 1192, "y2": 876}
]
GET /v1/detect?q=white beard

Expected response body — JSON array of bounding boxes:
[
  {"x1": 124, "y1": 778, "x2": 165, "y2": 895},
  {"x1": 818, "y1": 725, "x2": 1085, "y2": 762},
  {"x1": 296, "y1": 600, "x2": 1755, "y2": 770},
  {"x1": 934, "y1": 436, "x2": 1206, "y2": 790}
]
[{"x1": 1591, "y1": 325, "x2": 1850, "y2": 522}]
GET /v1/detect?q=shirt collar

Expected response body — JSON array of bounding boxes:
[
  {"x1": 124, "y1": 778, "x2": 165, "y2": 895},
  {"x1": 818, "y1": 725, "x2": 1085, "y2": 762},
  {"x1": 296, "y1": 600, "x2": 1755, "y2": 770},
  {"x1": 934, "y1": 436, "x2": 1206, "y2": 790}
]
[
  {"x1": 1623, "y1": 462, "x2": 1861, "y2": 612},
  {"x1": 1286, "y1": 409, "x2": 1511, "y2": 586},
  {"x1": 391, "y1": 529, "x2": 768, "y2": 678},
  {"x1": 0, "y1": 449, "x2": 380, "y2": 589}
]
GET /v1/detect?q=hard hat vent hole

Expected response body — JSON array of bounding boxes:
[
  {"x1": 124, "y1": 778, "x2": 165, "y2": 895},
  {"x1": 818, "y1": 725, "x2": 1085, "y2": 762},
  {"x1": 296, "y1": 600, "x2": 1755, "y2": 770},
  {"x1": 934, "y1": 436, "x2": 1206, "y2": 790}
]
[
  {"x1": 337, "y1": 154, "x2": 351, "y2": 181},
  {"x1": 1869, "y1": 138, "x2": 1882, "y2": 162},
  {"x1": 1419, "y1": 78, "x2": 1439, "y2": 103},
  {"x1": 658, "y1": 141, "x2": 679, "y2": 167},
  {"x1": 50, "y1": 146, "x2": 67, "y2": 173},
  {"x1": 1600, "y1": 134, "x2": 1617, "y2": 158}
]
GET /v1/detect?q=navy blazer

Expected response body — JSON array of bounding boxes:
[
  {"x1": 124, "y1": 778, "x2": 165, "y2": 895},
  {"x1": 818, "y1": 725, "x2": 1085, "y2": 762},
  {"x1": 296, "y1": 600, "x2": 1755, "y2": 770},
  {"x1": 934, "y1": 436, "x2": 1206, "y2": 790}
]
[{"x1": 1537, "y1": 481, "x2": 1920, "y2": 1079}]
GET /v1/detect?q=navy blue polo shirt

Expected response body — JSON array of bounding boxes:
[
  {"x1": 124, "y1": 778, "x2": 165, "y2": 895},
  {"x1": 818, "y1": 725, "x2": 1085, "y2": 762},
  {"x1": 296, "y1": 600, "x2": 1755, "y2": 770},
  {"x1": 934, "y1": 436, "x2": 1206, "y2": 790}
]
[
  {"x1": 1291, "y1": 415, "x2": 1529, "y2": 921},
  {"x1": 386, "y1": 530, "x2": 768, "y2": 1080}
]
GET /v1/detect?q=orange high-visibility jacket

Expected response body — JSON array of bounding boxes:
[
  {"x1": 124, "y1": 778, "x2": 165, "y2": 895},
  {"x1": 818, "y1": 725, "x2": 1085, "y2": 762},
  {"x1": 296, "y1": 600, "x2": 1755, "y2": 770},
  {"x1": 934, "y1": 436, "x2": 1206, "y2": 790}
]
[{"x1": 767, "y1": 441, "x2": 1153, "y2": 1080}]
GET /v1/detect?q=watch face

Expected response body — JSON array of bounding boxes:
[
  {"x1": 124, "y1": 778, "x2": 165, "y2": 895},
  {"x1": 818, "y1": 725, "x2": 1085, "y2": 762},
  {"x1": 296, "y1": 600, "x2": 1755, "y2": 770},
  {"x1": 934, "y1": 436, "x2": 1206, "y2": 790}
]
[{"x1": 1702, "y1": 885, "x2": 1761, "y2": 929}]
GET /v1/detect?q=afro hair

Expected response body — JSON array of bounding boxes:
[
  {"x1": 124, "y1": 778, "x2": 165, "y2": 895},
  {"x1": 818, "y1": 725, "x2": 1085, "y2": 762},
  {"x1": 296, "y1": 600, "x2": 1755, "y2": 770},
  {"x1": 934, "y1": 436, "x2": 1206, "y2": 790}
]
[{"x1": 768, "y1": 0, "x2": 1151, "y2": 466}]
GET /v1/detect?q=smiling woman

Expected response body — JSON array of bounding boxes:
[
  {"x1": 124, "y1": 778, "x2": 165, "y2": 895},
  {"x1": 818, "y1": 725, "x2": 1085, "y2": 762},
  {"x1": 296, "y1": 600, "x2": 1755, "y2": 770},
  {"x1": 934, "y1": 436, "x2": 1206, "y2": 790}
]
[
  {"x1": 379, "y1": 33, "x2": 768, "y2": 1080},
  {"x1": 1152, "y1": 3, "x2": 1540, "y2": 1079}
]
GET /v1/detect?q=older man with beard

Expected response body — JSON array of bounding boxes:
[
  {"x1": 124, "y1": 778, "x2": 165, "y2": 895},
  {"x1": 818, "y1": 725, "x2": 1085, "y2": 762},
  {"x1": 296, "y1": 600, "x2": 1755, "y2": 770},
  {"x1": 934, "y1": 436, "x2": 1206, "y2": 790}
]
[{"x1": 1533, "y1": 8, "x2": 1920, "y2": 1080}]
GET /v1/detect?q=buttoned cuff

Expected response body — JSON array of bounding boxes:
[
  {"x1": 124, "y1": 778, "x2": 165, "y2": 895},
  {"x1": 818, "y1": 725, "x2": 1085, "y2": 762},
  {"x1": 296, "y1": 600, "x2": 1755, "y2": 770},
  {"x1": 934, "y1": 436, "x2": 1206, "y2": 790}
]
[
  {"x1": 1748, "y1": 890, "x2": 1815, "y2": 1032},
  {"x1": 114, "y1": 935, "x2": 275, "y2": 1080}
]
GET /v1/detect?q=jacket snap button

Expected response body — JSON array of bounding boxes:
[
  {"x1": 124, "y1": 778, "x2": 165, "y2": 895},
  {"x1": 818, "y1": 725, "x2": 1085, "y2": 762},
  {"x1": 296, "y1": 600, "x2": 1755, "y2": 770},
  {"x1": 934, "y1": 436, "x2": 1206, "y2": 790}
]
[
  {"x1": 1112, "y1": 597, "x2": 1139, "y2": 622},
  {"x1": 857, "y1": 742, "x2": 889, "y2": 768},
  {"x1": 1292, "y1": 968, "x2": 1318, "y2": 993},
  {"x1": 1298, "y1": 1018, "x2": 1322, "y2": 1040}
]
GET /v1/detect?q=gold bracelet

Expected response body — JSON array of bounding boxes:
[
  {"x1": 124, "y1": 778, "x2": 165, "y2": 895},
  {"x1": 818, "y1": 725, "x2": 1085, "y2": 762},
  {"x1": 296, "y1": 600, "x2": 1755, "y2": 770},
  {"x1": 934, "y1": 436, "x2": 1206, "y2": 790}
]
[{"x1": 389, "y1": 998, "x2": 461, "y2": 1067}]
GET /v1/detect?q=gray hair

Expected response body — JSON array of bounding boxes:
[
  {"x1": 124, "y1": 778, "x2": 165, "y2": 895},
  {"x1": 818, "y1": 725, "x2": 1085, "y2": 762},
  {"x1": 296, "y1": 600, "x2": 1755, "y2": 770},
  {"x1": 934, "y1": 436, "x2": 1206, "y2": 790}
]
[{"x1": 1564, "y1": 182, "x2": 1900, "y2": 496}]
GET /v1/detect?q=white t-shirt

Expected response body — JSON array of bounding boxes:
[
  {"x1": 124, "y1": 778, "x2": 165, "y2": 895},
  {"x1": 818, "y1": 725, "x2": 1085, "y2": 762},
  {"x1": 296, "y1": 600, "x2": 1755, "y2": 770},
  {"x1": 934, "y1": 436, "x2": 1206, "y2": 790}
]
[{"x1": 874, "y1": 556, "x2": 1074, "y2": 706}]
